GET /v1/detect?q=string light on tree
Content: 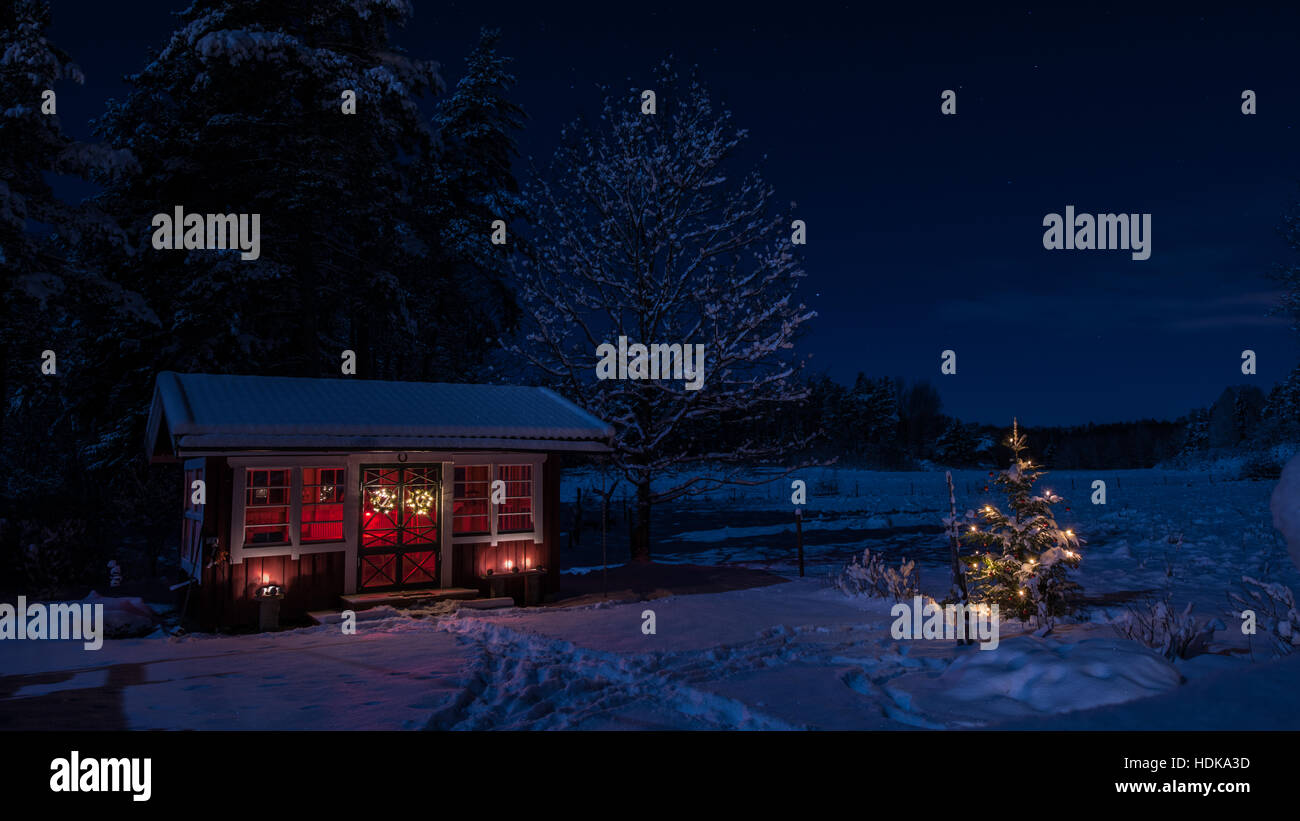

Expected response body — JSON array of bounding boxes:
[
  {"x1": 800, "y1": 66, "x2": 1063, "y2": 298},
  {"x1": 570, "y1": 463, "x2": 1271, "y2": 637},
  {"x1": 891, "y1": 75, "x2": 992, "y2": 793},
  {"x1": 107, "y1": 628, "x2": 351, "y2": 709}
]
[{"x1": 960, "y1": 418, "x2": 1085, "y2": 631}]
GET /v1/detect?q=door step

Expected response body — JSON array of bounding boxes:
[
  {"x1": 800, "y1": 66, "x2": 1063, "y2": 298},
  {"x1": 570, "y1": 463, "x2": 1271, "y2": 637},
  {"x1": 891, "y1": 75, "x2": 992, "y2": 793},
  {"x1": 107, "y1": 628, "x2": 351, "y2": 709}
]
[{"x1": 339, "y1": 587, "x2": 480, "y2": 610}]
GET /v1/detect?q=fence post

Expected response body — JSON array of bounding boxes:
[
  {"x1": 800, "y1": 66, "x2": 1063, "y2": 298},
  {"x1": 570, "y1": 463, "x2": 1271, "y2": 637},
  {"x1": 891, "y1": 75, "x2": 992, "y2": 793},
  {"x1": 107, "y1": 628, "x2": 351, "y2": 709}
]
[{"x1": 795, "y1": 508, "x2": 805, "y2": 578}]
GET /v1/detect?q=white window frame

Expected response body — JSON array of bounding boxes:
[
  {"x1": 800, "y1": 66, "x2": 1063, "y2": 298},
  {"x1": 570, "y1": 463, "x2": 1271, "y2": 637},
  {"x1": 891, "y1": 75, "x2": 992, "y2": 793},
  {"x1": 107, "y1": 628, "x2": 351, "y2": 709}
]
[
  {"x1": 228, "y1": 451, "x2": 545, "y2": 594},
  {"x1": 230, "y1": 457, "x2": 350, "y2": 564},
  {"x1": 450, "y1": 454, "x2": 546, "y2": 547},
  {"x1": 300, "y1": 465, "x2": 348, "y2": 545}
]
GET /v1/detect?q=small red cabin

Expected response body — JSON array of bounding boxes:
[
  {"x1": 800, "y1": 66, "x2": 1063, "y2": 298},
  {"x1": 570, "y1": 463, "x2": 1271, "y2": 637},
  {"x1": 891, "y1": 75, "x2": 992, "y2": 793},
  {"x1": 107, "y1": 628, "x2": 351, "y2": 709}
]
[{"x1": 145, "y1": 372, "x2": 613, "y2": 630}]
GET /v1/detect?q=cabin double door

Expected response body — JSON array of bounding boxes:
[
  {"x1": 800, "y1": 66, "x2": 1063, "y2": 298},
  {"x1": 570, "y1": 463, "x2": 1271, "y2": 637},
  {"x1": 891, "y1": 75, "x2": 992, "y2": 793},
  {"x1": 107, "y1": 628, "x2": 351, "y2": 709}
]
[{"x1": 358, "y1": 464, "x2": 441, "y2": 591}]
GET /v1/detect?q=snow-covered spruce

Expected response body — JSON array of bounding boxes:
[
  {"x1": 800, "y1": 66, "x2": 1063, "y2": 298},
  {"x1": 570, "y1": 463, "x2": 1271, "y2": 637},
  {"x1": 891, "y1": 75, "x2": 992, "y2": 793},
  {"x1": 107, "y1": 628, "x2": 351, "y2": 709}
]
[
  {"x1": 960, "y1": 420, "x2": 1083, "y2": 631},
  {"x1": 78, "y1": 3, "x2": 523, "y2": 477}
]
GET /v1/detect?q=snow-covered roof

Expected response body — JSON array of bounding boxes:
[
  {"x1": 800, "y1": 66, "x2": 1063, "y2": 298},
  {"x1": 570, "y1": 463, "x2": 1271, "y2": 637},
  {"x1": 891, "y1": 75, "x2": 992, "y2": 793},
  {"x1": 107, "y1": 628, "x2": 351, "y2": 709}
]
[{"x1": 146, "y1": 372, "x2": 613, "y2": 461}]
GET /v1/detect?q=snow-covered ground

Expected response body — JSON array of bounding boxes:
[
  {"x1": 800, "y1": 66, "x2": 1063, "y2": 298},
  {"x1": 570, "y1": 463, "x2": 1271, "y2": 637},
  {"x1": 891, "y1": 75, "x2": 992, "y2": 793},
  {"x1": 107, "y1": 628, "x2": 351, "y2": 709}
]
[
  {"x1": 567, "y1": 466, "x2": 1297, "y2": 630},
  {"x1": 1, "y1": 466, "x2": 1296, "y2": 730}
]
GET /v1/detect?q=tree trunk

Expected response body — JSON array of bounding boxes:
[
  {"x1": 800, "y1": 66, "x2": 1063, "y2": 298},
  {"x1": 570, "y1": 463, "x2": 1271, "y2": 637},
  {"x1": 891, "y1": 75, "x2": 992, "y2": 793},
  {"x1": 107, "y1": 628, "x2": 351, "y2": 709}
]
[{"x1": 629, "y1": 479, "x2": 652, "y2": 563}]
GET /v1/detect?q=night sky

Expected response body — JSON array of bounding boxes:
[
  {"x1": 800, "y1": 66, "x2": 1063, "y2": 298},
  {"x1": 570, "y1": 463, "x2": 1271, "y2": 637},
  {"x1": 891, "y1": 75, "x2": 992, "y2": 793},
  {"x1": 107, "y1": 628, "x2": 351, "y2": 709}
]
[{"x1": 47, "y1": 2, "x2": 1300, "y2": 427}]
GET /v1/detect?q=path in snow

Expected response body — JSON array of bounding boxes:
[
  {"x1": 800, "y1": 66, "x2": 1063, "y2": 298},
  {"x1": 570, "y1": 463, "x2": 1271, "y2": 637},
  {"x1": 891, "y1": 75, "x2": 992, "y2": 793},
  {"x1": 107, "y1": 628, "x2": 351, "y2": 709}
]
[{"x1": 423, "y1": 579, "x2": 1186, "y2": 730}]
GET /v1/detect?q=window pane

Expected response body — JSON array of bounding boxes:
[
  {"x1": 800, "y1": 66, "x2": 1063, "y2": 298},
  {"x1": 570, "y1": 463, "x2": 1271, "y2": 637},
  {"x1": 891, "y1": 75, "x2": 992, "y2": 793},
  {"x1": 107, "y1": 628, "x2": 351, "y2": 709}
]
[
  {"x1": 244, "y1": 469, "x2": 290, "y2": 545},
  {"x1": 453, "y1": 465, "x2": 491, "y2": 534},
  {"x1": 362, "y1": 467, "x2": 401, "y2": 548},
  {"x1": 402, "y1": 466, "x2": 438, "y2": 544},
  {"x1": 302, "y1": 467, "x2": 345, "y2": 543},
  {"x1": 496, "y1": 464, "x2": 534, "y2": 533}
]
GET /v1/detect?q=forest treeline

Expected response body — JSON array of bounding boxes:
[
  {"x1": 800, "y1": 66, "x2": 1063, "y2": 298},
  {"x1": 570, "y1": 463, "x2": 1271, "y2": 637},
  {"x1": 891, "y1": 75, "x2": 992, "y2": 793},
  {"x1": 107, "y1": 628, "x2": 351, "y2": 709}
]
[{"x1": 695, "y1": 374, "x2": 1300, "y2": 472}]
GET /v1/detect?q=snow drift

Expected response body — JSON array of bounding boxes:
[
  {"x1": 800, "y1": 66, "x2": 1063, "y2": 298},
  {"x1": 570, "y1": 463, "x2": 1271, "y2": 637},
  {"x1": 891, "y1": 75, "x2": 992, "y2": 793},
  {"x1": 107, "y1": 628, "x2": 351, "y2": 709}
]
[
  {"x1": 885, "y1": 636, "x2": 1183, "y2": 724},
  {"x1": 1272, "y1": 452, "x2": 1300, "y2": 572}
]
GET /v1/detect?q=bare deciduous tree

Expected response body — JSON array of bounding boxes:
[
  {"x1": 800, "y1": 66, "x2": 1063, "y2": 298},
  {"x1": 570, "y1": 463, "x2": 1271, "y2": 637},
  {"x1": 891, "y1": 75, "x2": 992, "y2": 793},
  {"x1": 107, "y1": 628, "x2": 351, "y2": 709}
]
[{"x1": 509, "y1": 60, "x2": 816, "y2": 561}]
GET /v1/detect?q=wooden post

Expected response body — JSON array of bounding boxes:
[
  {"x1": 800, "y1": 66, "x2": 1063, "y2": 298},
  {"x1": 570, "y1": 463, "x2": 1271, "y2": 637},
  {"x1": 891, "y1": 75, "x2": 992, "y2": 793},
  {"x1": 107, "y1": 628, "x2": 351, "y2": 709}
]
[
  {"x1": 945, "y1": 472, "x2": 971, "y2": 644},
  {"x1": 795, "y1": 508, "x2": 805, "y2": 578}
]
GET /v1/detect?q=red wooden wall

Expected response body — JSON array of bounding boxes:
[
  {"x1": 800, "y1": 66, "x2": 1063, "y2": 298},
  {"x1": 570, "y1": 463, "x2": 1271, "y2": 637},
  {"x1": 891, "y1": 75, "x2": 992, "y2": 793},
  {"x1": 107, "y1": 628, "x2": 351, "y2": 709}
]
[
  {"x1": 190, "y1": 457, "x2": 345, "y2": 630},
  {"x1": 188, "y1": 455, "x2": 563, "y2": 629},
  {"x1": 199, "y1": 552, "x2": 346, "y2": 631},
  {"x1": 452, "y1": 459, "x2": 562, "y2": 601}
]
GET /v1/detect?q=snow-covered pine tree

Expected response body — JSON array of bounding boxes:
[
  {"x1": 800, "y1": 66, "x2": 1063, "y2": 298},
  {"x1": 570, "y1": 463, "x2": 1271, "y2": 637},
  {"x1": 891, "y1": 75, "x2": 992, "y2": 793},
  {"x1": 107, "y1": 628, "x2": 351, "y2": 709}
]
[
  {"x1": 1180, "y1": 407, "x2": 1210, "y2": 456},
  {"x1": 88, "y1": 0, "x2": 442, "y2": 387},
  {"x1": 1, "y1": 1, "x2": 82, "y2": 462},
  {"x1": 0, "y1": 0, "x2": 139, "y2": 582},
  {"x1": 0, "y1": 0, "x2": 139, "y2": 458},
  {"x1": 842, "y1": 374, "x2": 899, "y2": 461},
  {"x1": 414, "y1": 28, "x2": 527, "y2": 376},
  {"x1": 1262, "y1": 193, "x2": 1300, "y2": 442},
  {"x1": 1274, "y1": 195, "x2": 1300, "y2": 337},
  {"x1": 508, "y1": 59, "x2": 817, "y2": 562},
  {"x1": 962, "y1": 419, "x2": 1083, "y2": 629},
  {"x1": 842, "y1": 374, "x2": 872, "y2": 454},
  {"x1": 1262, "y1": 367, "x2": 1300, "y2": 441},
  {"x1": 75, "y1": 0, "x2": 523, "y2": 474},
  {"x1": 935, "y1": 419, "x2": 980, "y2": 466}
]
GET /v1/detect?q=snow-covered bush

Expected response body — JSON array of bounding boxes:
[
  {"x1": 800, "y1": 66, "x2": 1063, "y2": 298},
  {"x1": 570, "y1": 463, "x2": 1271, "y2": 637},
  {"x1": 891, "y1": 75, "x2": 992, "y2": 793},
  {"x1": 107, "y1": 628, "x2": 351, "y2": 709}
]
[
  {"x1": 1227, "y1": 576, "x2": 1300, "y2": 656},
  {"x1": 1239, "y1": 451, "x2": 1283, "y2": 481},
  {"x1": 1117, "y1": 598, "x2": 1218, "y2": 660},
  {"x1": 1273, "y1": 452, "x2": 1300, "y2": 572},
  {"x1": 82, "y1": 591, "x2": 157, "y2": 638},
  {"x1": 835, "y1": 548, "x2": 919, "y2": 602}
]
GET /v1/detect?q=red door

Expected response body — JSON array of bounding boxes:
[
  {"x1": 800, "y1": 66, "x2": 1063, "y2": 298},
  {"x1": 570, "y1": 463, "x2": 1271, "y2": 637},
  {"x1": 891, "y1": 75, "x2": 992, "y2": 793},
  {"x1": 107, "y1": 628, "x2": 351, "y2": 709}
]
[{"x1": 359, "y1": 465, "x2": 441, "y2": 590}]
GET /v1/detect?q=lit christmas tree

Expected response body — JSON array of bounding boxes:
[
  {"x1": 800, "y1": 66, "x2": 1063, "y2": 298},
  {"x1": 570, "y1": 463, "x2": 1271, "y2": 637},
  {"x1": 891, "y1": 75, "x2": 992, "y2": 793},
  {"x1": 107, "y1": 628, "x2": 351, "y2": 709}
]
[{"x1": 962, "y1": 420, "x2": 1083, "y2": 630}]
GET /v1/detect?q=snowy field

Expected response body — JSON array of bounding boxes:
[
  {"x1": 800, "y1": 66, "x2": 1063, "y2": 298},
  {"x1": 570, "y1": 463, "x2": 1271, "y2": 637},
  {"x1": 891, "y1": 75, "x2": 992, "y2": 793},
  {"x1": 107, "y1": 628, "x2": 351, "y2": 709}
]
[
  {"x1": 565, "y1": 465, "x2": 1298, "y2": 626},
  {"x1": 1, "y1": 466, "x2": 1297, "y2": 730}
]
